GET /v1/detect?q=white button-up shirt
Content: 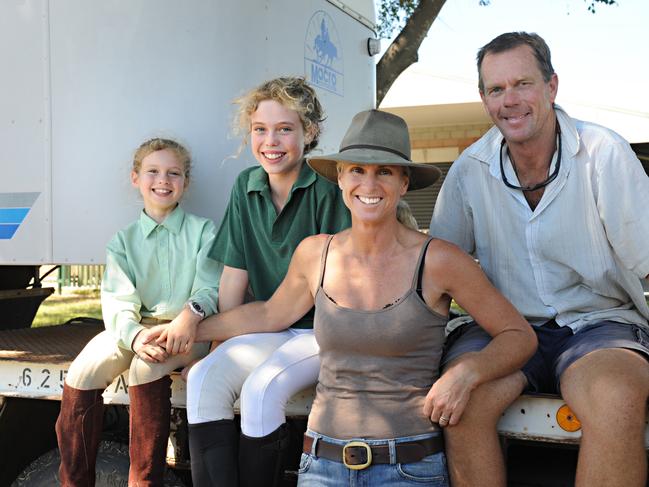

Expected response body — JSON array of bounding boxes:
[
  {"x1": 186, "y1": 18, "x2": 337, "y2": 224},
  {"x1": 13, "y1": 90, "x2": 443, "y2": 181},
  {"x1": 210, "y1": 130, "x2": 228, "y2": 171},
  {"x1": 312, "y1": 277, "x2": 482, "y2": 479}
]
[{"x1": 430, "y1": 107, "x2": 649, "y2": 331}]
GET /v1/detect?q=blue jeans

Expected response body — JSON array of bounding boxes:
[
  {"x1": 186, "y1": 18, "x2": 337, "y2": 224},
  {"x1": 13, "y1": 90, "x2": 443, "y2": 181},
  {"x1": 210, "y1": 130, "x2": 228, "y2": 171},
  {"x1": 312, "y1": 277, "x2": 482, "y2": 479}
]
[{"x1": 297, "y1": 431, "x2": 449, "y2": 486}]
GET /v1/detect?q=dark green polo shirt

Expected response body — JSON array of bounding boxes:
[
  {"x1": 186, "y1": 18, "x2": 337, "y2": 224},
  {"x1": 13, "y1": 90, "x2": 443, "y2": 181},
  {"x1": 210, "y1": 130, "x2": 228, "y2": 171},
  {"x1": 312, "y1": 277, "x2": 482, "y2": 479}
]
[{"x1": 212, "y1": 162, "x2": 350, "y2": 328}]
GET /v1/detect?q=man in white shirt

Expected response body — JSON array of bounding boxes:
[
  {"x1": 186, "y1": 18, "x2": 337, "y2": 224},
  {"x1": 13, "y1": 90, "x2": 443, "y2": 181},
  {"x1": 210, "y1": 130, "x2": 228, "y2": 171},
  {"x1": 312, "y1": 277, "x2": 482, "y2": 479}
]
[{"x1": 429, "y1": 32, "x2": 649, "y2": 487}]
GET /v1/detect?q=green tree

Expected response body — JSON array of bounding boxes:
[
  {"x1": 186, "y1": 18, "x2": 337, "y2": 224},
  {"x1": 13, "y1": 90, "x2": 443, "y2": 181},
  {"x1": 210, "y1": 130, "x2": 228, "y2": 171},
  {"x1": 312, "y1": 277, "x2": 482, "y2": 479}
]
[{"x1": 375, "y1": 0, "x2": 617, "y2": 105}]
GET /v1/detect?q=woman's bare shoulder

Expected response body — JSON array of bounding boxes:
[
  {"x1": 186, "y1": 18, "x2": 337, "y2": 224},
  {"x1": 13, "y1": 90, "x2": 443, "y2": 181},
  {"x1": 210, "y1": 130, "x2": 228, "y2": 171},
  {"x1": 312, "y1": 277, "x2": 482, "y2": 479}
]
[
  {"x1": 424, "y1": 237, "x2": 478, "y2": 275},
  {"x1": 293, "y1": 233, "x2": 337, "y2": 261},
  {"x1": 427, "y1": 236, "x2": 469, "y2": 254}
]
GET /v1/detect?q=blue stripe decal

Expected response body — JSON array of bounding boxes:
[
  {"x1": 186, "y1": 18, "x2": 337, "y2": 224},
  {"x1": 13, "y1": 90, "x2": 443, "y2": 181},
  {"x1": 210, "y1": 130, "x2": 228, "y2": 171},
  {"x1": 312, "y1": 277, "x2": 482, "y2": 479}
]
[
  {"x1": 0, "y1": 192, "x2": 39, "y2": 208},
  {"x1": 0, "y1": 208, "x2": 29, "y2": 224},
  {"x1": 0, "y1": 193, "x2": 41, "y2": 239},
  {"x1": 0, "y1": 224, "x2": 19, "y2": 239}
]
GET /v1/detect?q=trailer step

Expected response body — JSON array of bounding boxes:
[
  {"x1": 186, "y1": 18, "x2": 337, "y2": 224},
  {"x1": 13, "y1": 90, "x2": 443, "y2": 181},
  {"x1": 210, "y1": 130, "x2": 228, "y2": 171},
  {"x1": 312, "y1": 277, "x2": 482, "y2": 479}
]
[{"x1": 0, "y1": 321, "x2": 101, "y2": 363}]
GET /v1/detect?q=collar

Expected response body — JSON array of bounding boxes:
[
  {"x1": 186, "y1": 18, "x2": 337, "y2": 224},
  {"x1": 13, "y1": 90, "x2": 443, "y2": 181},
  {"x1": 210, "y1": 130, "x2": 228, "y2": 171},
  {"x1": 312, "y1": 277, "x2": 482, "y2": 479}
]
[
  {"x1": 246, "y1": 160, "x2": 316, "y2": 195},
  {"x1": 139, "y1": 205, "x2": 185, "y2": 238},
  {"x1": 468, "y1": 105, "x2": 581, "y2": 179}
]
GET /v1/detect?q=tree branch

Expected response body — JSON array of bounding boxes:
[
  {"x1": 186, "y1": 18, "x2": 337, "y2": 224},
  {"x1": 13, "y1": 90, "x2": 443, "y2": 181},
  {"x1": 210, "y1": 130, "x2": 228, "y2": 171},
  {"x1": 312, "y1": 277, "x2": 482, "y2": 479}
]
[{"x1": 376, "y1": 0, "x2": 447, "y2": 106}]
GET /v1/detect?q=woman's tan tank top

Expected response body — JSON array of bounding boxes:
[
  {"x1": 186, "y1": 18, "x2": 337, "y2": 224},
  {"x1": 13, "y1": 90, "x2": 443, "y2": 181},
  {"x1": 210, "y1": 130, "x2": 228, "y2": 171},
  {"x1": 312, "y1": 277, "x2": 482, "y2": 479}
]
[{"x1": 308, "y1": 235, "x2": 448, "y2": 439}]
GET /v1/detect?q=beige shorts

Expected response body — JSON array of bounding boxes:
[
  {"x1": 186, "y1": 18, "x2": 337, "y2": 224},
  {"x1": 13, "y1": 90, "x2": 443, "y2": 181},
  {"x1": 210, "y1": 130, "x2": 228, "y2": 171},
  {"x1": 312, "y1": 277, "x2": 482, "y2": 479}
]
[{"x1": 65, "y1": 328, "x2": 208, "y2": 389}]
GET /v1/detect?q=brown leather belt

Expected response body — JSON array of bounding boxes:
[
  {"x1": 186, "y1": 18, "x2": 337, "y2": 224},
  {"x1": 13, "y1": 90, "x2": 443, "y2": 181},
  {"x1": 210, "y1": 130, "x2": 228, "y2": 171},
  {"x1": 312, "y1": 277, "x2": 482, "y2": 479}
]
[{"x1": 303, "y1": 434, "x2": 444, "y2": 470}]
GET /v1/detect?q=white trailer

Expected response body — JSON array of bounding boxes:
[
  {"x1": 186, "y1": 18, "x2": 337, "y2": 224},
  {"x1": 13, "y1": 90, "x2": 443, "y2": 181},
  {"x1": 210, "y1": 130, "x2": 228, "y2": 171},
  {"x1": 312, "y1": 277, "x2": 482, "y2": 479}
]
[{"x1": 1, "y1": 0, "x2": 375, "y2": 265}]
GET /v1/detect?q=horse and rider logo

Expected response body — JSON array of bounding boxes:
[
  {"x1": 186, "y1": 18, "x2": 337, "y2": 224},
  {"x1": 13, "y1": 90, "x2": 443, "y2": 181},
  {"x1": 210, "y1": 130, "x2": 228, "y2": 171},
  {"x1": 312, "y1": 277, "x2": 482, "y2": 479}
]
[
  {"x1": 305, "y1": 11, "x2": 343, "y2": 96},
  {"x1": 314, "y1": 18, "x2": 337, "y2": 66}
]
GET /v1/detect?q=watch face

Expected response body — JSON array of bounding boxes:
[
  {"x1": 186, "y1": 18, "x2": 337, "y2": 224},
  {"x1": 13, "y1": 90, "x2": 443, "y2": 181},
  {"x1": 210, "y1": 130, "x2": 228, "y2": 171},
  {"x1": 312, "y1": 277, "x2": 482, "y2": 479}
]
[{"x1": 189, "y1": 301, "x2": 205, "y2": 317}]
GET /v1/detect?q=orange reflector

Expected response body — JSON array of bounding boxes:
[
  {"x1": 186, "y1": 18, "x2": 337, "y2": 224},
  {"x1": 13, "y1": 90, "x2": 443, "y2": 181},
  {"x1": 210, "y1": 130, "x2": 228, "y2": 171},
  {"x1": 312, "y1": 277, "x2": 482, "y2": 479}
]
[{"x1": 556, "y1": 404, "x2": 582, "y2": 432}]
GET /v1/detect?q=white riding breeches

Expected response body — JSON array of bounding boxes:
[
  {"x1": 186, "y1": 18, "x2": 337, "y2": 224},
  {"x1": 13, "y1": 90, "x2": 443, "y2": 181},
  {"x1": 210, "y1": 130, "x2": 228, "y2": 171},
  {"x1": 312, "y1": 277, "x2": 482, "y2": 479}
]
[{"x1": 185, "y1": 329, "x2": 319, "y2": 437}]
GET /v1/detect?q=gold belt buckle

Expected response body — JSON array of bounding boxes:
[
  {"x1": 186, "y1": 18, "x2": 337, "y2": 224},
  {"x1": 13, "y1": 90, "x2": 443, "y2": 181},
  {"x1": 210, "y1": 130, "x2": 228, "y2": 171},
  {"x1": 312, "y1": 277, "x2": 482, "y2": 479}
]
[{"x1": 342, "y1": 441, "x2": 372, "y2": 470}]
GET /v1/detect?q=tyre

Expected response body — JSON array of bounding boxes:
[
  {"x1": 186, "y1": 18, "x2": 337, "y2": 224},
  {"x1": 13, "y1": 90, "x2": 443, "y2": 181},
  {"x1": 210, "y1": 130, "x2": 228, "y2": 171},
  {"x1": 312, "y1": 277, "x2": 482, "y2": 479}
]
[{"x1": 11, "y1": 440, "x2": 186, "y2": 487}]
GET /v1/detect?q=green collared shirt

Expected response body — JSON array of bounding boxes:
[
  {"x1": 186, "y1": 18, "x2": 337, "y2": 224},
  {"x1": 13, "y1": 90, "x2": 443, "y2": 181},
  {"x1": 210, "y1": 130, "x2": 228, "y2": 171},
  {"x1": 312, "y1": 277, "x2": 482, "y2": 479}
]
[
  {"x1": 211, "y1": 162, "x2": 350, "y2": 328},
  {"x1": 101, "y1": 206, "x2": 220, "y2": 349}
]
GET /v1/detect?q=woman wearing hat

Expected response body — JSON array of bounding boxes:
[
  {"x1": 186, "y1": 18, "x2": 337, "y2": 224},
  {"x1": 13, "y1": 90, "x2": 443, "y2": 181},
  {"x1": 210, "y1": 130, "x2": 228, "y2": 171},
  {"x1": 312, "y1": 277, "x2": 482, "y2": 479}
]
[{"x1": 151, "y1": 109, "x2": 537, "y2": 486}]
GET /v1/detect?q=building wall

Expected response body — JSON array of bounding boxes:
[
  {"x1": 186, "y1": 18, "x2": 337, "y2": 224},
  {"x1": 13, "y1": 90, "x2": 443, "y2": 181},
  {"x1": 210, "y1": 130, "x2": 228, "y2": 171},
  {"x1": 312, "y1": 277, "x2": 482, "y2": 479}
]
[
  {"x1": 403, "y1": 122, "x2": 493, "y2": 229},
  {"x1": 410, "y1": 122, "x2": 493, "y2": 162}
]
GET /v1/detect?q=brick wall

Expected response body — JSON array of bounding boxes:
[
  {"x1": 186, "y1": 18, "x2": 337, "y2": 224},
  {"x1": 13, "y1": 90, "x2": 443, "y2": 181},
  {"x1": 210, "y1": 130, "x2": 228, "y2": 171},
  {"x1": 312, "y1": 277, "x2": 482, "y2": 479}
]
[
  {"x1": 402, "y1": 122, "x2": 493, "y2": 229},
  {"x1": 409, "y1": 122, "x2": 493, "y2": 163}
]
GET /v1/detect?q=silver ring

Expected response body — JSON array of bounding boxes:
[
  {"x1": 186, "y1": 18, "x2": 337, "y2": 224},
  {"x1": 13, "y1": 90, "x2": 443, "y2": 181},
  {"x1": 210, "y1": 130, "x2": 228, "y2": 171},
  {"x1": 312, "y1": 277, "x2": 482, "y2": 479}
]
[{"x1": 439, "y1": 416, "x2": 449, "y2": 423}]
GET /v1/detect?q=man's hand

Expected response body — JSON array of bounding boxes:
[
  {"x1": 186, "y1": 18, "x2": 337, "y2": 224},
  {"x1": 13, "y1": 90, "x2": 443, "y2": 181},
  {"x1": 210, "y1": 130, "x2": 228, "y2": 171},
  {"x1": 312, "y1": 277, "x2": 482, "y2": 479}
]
[
  {"x1": 132, "y1": 328, "x2": 168, "y2": 363},
  {"x1": 423, "y1": 360, "x2": 479, "y2": 428}
]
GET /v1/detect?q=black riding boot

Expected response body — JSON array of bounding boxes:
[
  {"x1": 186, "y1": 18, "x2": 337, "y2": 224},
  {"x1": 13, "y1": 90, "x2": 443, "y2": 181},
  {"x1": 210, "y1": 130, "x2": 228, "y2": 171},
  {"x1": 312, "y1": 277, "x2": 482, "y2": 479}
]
[
  {"x1": 188, "y1": 419, "x2": 239, "y2": 487},
  {"x1": 238, "y1": 423, "x2": 291, "y2": 487}
]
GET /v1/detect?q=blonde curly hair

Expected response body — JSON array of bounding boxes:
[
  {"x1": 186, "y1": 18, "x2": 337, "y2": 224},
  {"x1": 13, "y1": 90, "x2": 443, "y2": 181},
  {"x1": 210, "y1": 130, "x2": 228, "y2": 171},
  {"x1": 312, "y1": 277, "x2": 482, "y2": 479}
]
[{"x1": 233, "y1": 77, "x2": 324, "y2": 155}]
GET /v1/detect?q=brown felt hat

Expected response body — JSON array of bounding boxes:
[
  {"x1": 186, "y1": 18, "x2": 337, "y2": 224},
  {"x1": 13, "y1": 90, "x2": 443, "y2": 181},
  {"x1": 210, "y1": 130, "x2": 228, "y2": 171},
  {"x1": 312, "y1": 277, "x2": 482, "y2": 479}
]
[{"x1": 307, "y1": 109, "x2": 441, "y2": 191}]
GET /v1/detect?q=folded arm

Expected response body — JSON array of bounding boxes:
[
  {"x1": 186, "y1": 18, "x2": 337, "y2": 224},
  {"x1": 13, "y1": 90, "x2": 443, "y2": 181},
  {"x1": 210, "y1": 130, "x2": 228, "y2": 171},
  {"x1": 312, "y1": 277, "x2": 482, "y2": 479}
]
[
  {"x1": 164, "y1": 221, "x2": 221, "y2": 354},
  {"x1": 422, "y1": 240, "x2": 537, "y2": 426},
  {"x1": 101, "y1": 237, "x2": 147, "y2": 350}
]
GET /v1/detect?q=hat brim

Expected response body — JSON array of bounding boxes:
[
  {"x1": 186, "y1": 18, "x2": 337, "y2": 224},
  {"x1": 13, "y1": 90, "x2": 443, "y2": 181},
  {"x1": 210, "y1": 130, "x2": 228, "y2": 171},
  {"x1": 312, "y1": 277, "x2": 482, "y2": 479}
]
[{"x1": 307, "y1": 148, "x2": 441, "y2": 191}]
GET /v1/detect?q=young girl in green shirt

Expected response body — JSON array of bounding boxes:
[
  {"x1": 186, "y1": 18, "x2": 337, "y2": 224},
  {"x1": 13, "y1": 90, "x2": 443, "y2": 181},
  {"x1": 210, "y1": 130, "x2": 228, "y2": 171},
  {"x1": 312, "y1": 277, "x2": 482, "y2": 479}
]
[
  {"x1": 56, "y1": 138, "x2": 220, "y2": 485},
  {"x1": 183, "y1": 77, "x2": 351, "y2": 487}
]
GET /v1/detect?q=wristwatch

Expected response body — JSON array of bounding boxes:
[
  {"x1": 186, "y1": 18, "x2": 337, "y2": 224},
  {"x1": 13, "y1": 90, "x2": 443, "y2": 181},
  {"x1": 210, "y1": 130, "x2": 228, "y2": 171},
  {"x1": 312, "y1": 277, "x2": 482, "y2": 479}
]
[{"x1": 186, "y1": 300, "x2": 206, "y2": 319}]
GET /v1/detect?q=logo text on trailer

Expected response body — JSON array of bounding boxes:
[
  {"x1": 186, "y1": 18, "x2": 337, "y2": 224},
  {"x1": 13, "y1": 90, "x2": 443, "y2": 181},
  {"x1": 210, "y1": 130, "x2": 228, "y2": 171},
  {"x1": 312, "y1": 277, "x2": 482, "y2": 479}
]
[{"x1": 304, "y1": 11, "x2": 344, "y2": 96}]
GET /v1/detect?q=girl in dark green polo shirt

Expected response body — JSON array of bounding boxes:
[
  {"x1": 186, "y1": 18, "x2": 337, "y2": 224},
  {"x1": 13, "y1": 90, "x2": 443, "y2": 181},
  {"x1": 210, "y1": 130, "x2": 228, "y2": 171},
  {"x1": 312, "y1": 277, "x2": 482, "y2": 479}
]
[{"x1": 185, "y1": 77, "x2": 351, "y2": 486}]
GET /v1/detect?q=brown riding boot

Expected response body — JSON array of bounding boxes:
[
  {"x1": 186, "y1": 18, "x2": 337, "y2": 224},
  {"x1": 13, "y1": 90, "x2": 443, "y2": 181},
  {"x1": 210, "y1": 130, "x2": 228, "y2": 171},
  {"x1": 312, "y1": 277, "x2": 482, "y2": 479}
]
[
  {"x1": 55, "y1": 384, "x2": 105, "y2": 487},
  {"x1": 127, "y1": 375, "x2": 172, "y2": 487}
]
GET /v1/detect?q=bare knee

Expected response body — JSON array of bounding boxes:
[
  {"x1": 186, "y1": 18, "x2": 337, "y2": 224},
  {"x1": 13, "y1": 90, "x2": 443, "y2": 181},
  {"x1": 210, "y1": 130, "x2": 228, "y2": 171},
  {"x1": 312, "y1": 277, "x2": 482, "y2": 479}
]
[
  {"x1": 446, "y1": 369, "x2": 526, "y2": 433},
  {"x1": 561, "y1": 349, "x2": 649, "y2": 430},
  {"x1": 443, "y1": 373, "x2": 518, "y2": 487}
]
